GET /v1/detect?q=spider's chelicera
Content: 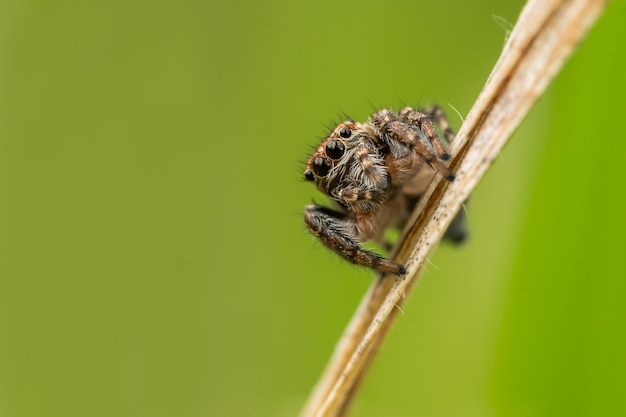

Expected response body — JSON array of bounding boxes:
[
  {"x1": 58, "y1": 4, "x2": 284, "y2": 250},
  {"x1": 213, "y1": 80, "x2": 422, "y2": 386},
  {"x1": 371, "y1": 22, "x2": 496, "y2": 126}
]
[{"x1": 303, "y1": 106, "x2": 467, "y2": 275}]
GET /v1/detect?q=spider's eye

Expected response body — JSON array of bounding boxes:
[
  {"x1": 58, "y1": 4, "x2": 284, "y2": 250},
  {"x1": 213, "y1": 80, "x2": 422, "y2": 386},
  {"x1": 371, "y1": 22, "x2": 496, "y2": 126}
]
[
  {"x1": 325, "y1": 140, "x2": 345, "y2": 160},
  {"x1": 312, "y1": 157, "x2": 331, "y2": 177},
  {"x1": 339, "y1": 127, "x2": 352, "y2": 138},
  {"x1": 304, "y1": 169, "x2": 315, "y2": 181}
]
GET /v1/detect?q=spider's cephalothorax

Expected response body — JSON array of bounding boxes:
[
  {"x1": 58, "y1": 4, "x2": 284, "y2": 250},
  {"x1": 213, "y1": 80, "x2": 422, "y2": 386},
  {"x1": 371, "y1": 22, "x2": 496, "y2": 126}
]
[{"x1": 303, "y1": 105, "x2": 467, "y2": 275}]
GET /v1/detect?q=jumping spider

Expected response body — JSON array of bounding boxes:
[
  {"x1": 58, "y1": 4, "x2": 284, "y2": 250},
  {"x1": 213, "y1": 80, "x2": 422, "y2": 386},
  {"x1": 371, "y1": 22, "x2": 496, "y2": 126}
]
[{"x1": 303, "y1": 105, "x2": 467, "y2": 275}]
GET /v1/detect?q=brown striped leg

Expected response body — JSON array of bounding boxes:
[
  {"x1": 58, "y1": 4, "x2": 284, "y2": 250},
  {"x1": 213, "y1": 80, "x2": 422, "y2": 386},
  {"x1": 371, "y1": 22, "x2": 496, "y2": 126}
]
[
  {"x1": 398, "y1": 107, "x2": 450, "y2": 160},
  {"x1": 424, "y1": 105, "x2": 456, "y2": 146},
  {"x1": 372, "y1": 109, "x2": 454, "y2": 181},
  {"x1": 304, "y1": 205, "x2": 406, "y2": 275}
]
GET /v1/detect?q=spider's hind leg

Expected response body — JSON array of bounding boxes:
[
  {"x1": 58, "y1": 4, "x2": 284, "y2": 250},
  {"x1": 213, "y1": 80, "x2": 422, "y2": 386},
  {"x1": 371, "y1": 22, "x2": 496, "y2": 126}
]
[
  {"x1": 443, "y1": 200, "x2": 470, "y2": 244},
  {"x1": 420, "y1": 106, "x2": 468, "y2": 244},
  {"x1": 304, "y1": 205, "x2": 406, "y2": 275},
  {"x1": 403, "y1": 193, "x2": 470, "y2": 245}
]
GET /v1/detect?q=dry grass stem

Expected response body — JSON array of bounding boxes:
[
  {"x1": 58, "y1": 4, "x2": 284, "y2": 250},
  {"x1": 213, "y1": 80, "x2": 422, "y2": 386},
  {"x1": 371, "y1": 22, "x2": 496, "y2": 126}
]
[{"x1": 299, "y1": 0, "x2": 608, "y2": 416}]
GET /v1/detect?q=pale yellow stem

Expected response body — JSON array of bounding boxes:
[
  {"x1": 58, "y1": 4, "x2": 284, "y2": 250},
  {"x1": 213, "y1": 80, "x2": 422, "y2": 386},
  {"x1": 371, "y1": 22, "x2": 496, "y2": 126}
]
[{"x1": 299, "y1": 1, "x2": 609, "y2": 416}]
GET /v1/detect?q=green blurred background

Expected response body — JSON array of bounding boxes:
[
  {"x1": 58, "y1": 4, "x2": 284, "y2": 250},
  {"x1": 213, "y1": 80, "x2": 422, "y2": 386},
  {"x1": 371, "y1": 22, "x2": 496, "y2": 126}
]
[{"x1": 1, "y1": 0, "x2": 624, "y2": 416}]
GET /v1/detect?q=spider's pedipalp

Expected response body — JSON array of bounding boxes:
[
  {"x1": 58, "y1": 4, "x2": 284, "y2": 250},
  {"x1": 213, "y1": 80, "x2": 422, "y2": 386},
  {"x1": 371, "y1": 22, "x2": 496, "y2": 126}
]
[
  {"x1": 350, "y1": 141, "x2": 388, "y2": 190},
  {"x1": 330, "y1": 185, "x2": 387, "y2": 213}
]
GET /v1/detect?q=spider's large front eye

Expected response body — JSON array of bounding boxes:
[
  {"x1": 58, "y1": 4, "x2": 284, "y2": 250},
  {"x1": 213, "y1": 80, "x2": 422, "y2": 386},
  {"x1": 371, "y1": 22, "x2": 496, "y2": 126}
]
[
  {"x1": 325, "y1": 140, "x2": 345, "y2": 160},
  {"x1": 312, "y1": 157, "x2": 331, "y2": 177}
]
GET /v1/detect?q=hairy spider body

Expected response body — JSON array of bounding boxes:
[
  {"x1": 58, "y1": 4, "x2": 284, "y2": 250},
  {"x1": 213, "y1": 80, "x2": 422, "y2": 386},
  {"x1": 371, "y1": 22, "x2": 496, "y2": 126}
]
[{"x1": 303, "y1": 106, "x2": 466, "y2": 275}]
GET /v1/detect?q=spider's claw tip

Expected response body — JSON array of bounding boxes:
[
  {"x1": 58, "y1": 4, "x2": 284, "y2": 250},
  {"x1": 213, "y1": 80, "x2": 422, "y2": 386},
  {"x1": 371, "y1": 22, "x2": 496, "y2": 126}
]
[
  {"x1": 396, "y1": 264, "x2": 407, "y2": 275},
  {"x1": 446, "y1": 173, "x2": 456, "y2": 182},
  {"x1": 440, "y1": 152, "x2": 451, "y2": 161}
]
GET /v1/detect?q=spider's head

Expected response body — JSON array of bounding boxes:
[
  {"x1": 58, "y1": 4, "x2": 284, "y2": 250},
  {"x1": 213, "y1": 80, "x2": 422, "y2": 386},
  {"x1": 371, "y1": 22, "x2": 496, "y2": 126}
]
[{"x1": 304, "y1": 121, "x2": 355, "y2": 193}]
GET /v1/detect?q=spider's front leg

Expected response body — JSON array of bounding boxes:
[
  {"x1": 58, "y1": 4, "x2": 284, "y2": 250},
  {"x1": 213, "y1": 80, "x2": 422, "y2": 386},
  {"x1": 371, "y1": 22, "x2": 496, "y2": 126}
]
[{"x1": 304, "y1": 205, "x2": 406, "y2": 275}]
